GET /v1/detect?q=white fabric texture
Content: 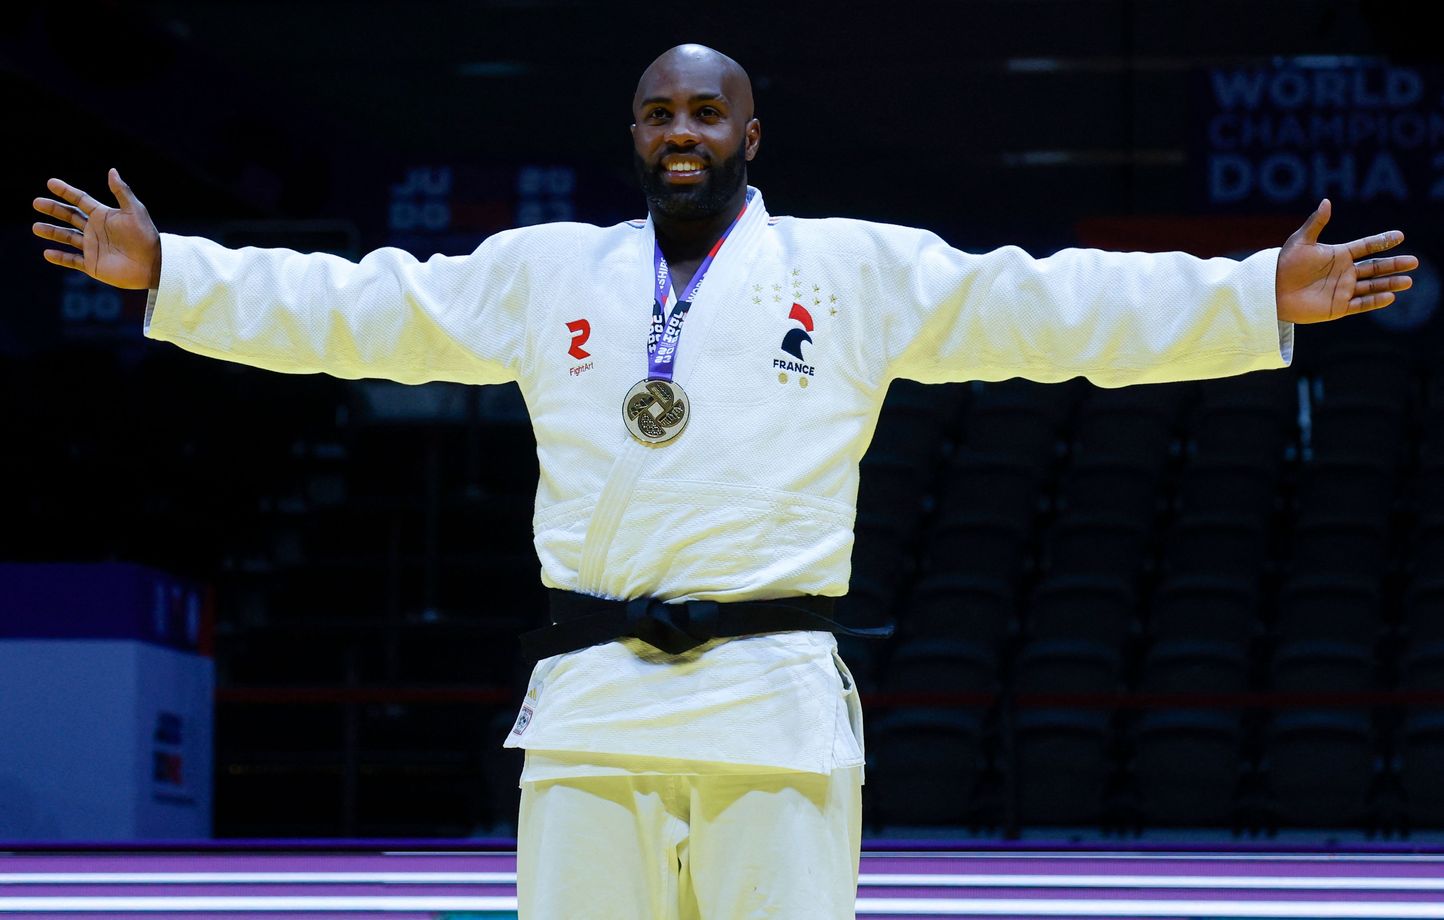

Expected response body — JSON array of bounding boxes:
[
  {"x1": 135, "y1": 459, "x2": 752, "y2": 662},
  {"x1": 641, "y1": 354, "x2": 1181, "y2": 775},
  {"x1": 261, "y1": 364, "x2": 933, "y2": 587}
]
[
  {"x1": 514, "y1": 632, "x2": 867, "y2": 783},
  {"x1": 142, "y1": 185, "x2": 1294, "y2": 780},
  {"x1": 516, "y1": 764, "x2": 864, "y2": 920}
]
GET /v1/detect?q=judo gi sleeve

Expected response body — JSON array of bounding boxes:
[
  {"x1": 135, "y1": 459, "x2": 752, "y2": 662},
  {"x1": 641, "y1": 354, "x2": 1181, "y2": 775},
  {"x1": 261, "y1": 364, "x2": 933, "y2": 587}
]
[
  {"x1": 879, "y1": 228, "x2": 1295, "y2": 388},
  {"x1": 141, "y1": 230, "x2": 533, "y2": 386}
]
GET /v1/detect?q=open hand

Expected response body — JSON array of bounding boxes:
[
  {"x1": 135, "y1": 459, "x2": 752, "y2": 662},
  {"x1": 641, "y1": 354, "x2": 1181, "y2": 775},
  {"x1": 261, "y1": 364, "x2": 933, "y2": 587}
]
[
  {"x1": 32, "y1": 169, "x2": 161, "y2": 290},
  {"x1": 1275, "y1": 198, "x2": 1416, "y2": 324}
]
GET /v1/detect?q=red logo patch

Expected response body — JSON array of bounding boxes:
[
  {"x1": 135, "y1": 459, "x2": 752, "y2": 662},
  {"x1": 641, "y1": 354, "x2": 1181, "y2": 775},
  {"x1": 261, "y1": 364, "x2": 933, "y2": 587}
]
[{"x1": 565, "y1": 319, "x2": 591, "y2": 360}]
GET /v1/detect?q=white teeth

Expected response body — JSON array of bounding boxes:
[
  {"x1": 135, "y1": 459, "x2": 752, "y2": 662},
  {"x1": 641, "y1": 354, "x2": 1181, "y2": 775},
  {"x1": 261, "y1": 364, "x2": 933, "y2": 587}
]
[{"x1": 667, "y1": 161, "x2": 703, "y2": 172}]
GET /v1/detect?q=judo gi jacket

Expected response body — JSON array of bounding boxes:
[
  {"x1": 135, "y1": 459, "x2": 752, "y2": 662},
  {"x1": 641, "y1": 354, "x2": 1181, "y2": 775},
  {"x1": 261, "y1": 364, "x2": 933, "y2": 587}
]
[{"x1": 143, "y1": 185, "x2": 1294, "y2": 779}]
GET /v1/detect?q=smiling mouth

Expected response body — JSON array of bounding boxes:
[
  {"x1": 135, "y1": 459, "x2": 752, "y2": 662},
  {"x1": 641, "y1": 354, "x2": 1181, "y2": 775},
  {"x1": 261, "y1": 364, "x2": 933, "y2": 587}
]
[{"x1": 661, "y1": 156, "x2": 708, "y2": 179}]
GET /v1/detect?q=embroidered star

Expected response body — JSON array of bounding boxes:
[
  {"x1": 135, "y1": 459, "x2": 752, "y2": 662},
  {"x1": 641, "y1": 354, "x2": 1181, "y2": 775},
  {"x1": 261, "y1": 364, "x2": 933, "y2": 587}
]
[
  {"x1": 830, "y1": 307, "x2": 838, "y2": 316},
  {"x1": 772, "y1": 283, "x2": 781, "y2": 291},
  {"x1": 772, "y1": 294, "x2": 782, "y2": 302},
  {"x1": 829, "y1": 294, "x2": 838, "y2": 303},
  {"x1": 753, "y1": 296, "x2": 762, "y2": 304},
  {"x1": 813, "y1": 284, "x2": 821, "y2": 292},
  {"x1": 753, "y1": 284, "x2": 762, "y2": 293},
  {"x1": 791, "y1": 269, "x2": 800, "y2": 277},
  {"x1": 813, "y1": 297, "x2": 821, "y2": 306}
]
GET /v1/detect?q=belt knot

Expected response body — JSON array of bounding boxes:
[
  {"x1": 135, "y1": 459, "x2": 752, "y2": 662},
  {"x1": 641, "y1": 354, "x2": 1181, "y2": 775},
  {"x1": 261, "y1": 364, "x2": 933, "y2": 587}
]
[{"x1": 624, "y1": 597, "x2": 721, "y2": 654}]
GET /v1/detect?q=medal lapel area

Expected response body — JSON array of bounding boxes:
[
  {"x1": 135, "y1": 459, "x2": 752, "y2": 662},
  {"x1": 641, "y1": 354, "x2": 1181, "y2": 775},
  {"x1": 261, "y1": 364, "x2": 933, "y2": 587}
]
[
  {"x1": 660, "y1": 186, "x2": 769, "y2": 395},
  {"x1": 622, "y1": 187, "x2": 770, "y2": 447},
  {"x1": 576, "y1": 190, "x2": 771, "y2": 594}
]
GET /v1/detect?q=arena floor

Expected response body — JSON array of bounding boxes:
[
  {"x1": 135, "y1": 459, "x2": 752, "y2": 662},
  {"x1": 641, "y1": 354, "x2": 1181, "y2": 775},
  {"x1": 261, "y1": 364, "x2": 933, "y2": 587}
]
[{"x1": 5, "y1": 846, "x2": 1444, "y2": 917}]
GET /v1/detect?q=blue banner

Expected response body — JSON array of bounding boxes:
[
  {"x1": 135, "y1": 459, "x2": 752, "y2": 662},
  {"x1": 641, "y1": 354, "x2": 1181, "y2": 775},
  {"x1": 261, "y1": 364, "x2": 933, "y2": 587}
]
[{"x1": 1197, "y1": 58, "x2": 1444, "y2": 208}]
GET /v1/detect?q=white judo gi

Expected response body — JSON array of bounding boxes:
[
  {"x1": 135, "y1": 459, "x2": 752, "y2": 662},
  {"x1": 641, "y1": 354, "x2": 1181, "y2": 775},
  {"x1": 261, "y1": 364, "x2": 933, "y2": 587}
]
[{"x1": 143, "y1": 185, "x2": 1294, "y2": 918}]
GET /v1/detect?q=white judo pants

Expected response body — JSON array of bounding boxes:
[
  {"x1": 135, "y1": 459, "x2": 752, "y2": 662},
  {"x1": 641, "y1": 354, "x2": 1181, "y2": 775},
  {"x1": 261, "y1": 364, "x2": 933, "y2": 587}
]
[{"x1": 516, "y1": 761, "x2": 864, "y2": 919}]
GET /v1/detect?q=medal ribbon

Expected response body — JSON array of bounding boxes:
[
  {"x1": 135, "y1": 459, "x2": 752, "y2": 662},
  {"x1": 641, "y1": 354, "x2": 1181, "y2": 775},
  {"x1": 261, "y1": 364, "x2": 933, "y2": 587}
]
[{"x1": 646, "y1": 187, "x2": 755, "y2": 381}]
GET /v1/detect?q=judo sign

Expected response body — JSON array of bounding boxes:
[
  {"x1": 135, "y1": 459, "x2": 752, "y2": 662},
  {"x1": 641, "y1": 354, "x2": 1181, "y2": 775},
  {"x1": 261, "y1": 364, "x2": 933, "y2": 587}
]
[{"x1": 623, "y1": 378, "x2": 689, "y2": 445}]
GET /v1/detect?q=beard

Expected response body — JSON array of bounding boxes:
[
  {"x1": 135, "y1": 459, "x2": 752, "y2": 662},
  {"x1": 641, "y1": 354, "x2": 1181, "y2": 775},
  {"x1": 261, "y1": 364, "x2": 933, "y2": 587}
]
[{"x1": 634, "y1": 135, "x2": 749, "y2": 220}]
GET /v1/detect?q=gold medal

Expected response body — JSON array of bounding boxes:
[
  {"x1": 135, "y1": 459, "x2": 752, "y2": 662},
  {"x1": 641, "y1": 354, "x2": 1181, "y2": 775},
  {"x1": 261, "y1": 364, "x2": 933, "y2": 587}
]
[{"x1": 623, "y1": 378, "x2": 689, "y2": 445}]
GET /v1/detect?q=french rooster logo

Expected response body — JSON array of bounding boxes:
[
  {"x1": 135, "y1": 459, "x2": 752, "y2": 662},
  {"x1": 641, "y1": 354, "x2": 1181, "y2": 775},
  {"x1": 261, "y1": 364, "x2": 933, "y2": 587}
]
[{"x1": 781, "y1": 303, "x2": 814, "y2": 360}]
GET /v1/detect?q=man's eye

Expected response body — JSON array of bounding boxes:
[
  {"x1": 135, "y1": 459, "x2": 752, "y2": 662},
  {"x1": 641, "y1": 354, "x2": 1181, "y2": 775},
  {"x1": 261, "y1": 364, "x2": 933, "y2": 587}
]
[
  {"x1": 648, "y1": 108, "x2": 668, "y2": 120},
  {"x1": 699, "y1": 107, "x2": 720, "y2": 117}
]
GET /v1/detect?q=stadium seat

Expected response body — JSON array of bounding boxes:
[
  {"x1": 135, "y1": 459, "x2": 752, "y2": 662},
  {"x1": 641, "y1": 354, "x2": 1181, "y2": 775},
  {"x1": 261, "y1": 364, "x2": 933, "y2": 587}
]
[
  {"x1": 904, "y1": 573, "x2": 1017, "y2": 648},
  {"x1": 922, "y1": 511, "x2": 1032, "y2": 585},
  {"x1": 1054, "y1": 455, "x2": 1164, "y2": 526},
  {"x1": 1147, "y1": 573, "x2": 1260, "y2": 647},
  {"x1": 868, "y1": 378, "x2": 951, "y2": 469},
  {"x1": 1138, "y1": 639, "x2": 1250, "y2": 695},
  {"x1": 1173, "y1": 456, "x2": 1281, "y2": 519},
  {"x1": 935, "y1": 448, "x2": 1045, "y2": 533},
  {"x1": 1012, "y1": 638, "x2": 1124, "y2": 695},
  {"x1": 868, "y1": 708, "x2": 987, "y2": 828},
  {"x1": 858, "y1": 453, "x2": 932, "y2": 537},
  {"x1": 1406, "y1": 516, "x2": 1444, "y2": 585},
  {"x1": 1161, "y1": 511, "x2": 1270, "y2": 580},
  {"x1": 1407, "y1": 459, "x2": 1444, "y2": 523},
  {"x1": 1261, "y1": 711, "x2": 1377, "y2": 828},
  {"x1": 879, "y1": 637, "x2": 1000, "y2": 697},
  {"x1": 1292, "y1": 454, "x2": 1397, "y2": 525},
  {"x1": 1394, "y1": 712, "x2": 1444, "y2": 828},
  {"x1": 1014, "y1": 708, "x2": 1113, "y2": 826},
  {"x1": 960, "y1": 378, "x2": 1075, "y2": 468},
  {"x1": 1403, "y1": 576, "x2": 1444, "y2": 644},
  {"x1": 1310, "y1": 396, "x2": 1406, "y2": 464},
  {"x1": 1069, "y1": 382, "x2": 1187, "y2": 468},
  {"x1": 1310, "y1": 341, "x2": 1416, "y2": 406},
  {"x1": 1269, "y1": 639, "x2": 1376, "y2": 693},
  {"x1": 1025, "y1": 573, "x2": 1137, "y2": 647},
  {"x1": 1186, "y1": 373, "x2": 1295, "y2": 465},
  {"x1": 1129, "y1": 710, "x2": 1245, "y2": 826},
  {"x1": 1041, "y1": 511, "x2": 1152, "y2": 581},
  {"x1": 1274, "y1": 574, "x2": 1384, "y2": 645},
  {"x1": 1285, "y1": 516, "x2": 1391, "y2": 579},
  {"x1": 1399, "y1": 639, "x2": 1444, "y2": 692}
]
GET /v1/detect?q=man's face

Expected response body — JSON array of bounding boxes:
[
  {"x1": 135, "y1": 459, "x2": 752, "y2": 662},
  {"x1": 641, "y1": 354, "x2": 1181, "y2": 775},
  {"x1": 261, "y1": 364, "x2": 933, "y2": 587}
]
[{"x1": 631, "y1": 56, "x2": 760, "y2": 220}]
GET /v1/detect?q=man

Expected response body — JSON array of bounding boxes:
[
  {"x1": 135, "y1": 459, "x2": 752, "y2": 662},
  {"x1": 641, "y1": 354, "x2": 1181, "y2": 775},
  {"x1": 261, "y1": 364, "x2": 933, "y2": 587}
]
[{"x1": 33, "y1": 43, "x2": 1415, "y2": 920}]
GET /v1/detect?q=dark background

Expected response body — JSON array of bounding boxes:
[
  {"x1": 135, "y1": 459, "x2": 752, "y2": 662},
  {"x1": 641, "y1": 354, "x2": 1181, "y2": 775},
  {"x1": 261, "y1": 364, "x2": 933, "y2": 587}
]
[{"x1": 4, "y1": 0, "x2": 1444, "y2": 841}]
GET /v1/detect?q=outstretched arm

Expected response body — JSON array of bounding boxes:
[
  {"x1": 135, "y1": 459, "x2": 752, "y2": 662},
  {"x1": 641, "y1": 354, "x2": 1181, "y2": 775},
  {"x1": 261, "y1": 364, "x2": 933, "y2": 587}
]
[
  {"x1": 874, "y1": 200, "x2": 1417, "y2": 389},
  {"x1": 1275, "y1": 198, "x2": 1416, "y2": 324},
  {"x1": 32, "y1": 171, "x2": 531, "y2": 387}
]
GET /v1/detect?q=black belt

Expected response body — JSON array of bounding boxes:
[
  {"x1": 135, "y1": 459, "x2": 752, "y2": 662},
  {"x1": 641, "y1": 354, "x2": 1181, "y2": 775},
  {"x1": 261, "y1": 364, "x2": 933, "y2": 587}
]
[{"x1": 518, "y1": 589, "x2": 895, "y2": 662}]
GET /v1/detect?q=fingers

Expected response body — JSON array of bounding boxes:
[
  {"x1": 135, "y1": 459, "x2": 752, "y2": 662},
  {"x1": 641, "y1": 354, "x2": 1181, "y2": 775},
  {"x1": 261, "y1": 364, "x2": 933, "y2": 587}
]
[
  {"x1": 42, "y1": 249, "x2": 85, "y2": 272},
  {"x1": 1355, "y1": 275, "x2": 1413, "y2": 298},
  {"x1": 1346, "y1": 229, "x2": 1405, "y2": 261},
  {"x1": 32, "y1": 196, "x2": 89, "y2": 229},
  {"x1": 1345, "y1": 262, "x2": 1414, "y2": 316},
  {"x1": 45, "y1": 177, "x2": 102, "y2": 216},
  {"x1": 108, "y1": 168, "x2": 140, "y2": 210},
  {"x1": 1291, "y1": 198, "x2": 1331, "y2": 246},
  {"x1": 32, "y1": 222, "x2": 83, "y2": 250},
  {"x1": 1348, "y1": 291, "x2": 1396, "y2": 314},
  {"x1": 1356, "y1": 254, "x2": 1420, "y2": 279}
]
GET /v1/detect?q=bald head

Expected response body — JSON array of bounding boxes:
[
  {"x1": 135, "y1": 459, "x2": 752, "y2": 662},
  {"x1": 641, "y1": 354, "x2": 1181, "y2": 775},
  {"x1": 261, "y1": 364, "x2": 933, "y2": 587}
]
[
  {"x1": 631, "y1": 44, "x2": 761, "y2": 225},
  {"x1": 633, "y1": 44, "x2": 754, "y2": 121}
]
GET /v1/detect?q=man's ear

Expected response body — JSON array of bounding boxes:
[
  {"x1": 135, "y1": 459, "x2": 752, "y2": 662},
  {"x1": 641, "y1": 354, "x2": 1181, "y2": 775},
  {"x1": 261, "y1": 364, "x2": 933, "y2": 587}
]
[{"x1": 746, "y1": 118, "x2": 762, "y2": 161}]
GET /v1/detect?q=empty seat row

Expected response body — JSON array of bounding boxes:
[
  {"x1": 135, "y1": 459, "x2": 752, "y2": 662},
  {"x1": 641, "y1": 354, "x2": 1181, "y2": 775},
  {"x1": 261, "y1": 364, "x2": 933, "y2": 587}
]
[{"x1": 864, "y1": 706, "x2": 1444, "y2": 830}]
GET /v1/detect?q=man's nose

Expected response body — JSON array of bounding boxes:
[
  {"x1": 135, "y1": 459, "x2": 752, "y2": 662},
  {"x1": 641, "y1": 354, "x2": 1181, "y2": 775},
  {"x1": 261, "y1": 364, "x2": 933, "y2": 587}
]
[{"x1": 663, "y1": 113, "x2": 700, "y2": 145}]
